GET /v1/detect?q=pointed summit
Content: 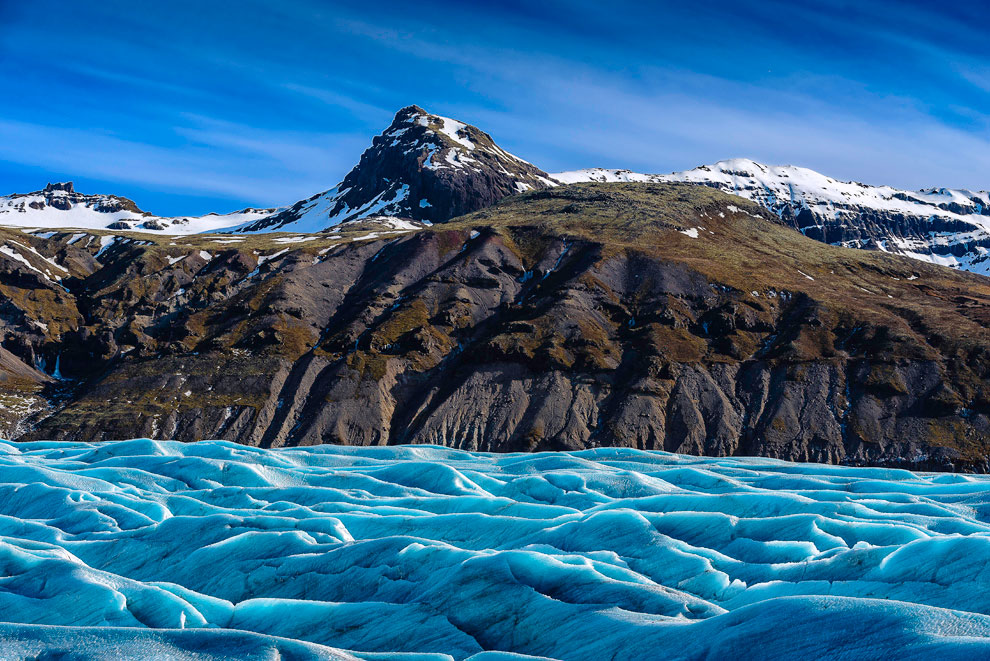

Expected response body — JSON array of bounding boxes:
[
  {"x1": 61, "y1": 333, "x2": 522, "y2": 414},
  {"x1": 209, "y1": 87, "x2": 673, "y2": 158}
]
[
  {"x1": 239, "y1": 105, "x2": 557, "y2": 232},
  {"x1": 393, "y1": 104, "x2": 427, "y2": 119}
]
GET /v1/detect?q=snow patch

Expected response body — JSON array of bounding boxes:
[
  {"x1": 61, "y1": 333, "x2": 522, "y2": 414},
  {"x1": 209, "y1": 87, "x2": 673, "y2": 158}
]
[{"x1": 272, "y1": 236, "x2": 315, "y2": 244}]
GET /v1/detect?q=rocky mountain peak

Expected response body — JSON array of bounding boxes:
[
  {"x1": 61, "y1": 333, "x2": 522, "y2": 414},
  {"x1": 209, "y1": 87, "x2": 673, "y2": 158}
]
[
  {"x1": 237, "y1": 105, "x2": 557, "y2": 232},
  {"x1": 7, "y1": 110, "x2": 990, "y2": 279},
  {"x1": 393, "y1": 104, "x2": 427, "y2": 119}
]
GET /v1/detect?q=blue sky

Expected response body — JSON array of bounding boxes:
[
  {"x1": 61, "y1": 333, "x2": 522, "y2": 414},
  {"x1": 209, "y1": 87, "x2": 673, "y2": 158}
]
[{"x1": 1, "y1": 0, "x2": 988, "y2": 216}]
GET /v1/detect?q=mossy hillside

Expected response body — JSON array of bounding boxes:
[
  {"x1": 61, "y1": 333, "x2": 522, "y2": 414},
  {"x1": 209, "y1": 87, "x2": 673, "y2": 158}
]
[
  {"x1": 359, "y1": 299, "x2": 458, "y2": 375},
  {"x1": 443, "y1": 183, "x2": 990, "y2": 360},
  {"x1": 0, "y1": 284, "x2": 81, "y2": 338},
  {"x1": 12, "y1": 183, "x2": 990, "y2": 380},
  {"x1": 7, "y1": 181, "x2": 990, "y2": 466}
]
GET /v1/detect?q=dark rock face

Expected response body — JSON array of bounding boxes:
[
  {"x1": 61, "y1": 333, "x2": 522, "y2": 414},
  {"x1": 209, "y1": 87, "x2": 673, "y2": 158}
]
[
  {"x1": 773, "y1": 203, "x2": 990, "y2": 270},
  {"x1": 4, "y1": 184, "x2": 990, "y2": 471},
  {"x1": 240, "y1": 105, "x2": 555, "y2": 231}
]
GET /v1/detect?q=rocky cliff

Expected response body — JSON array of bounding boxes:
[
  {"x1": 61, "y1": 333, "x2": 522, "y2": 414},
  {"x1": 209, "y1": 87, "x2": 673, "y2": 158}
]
[{"x1": 3, "y1": 184, "x2": 990, "y2": 470}]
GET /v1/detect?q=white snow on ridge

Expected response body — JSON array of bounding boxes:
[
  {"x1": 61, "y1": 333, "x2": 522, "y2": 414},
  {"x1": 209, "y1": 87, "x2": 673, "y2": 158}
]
[
  {"x1": 256, "y1": 248, "x2": 289, "y2": 265},
  {"x1": 552, "y1": 159, "x2": 990, "y2": 274},
  {"x1": 404, "y1": 108, "x2": 541, "y2": 171},
  {"x1": 408, "y1": 111, "x2": 475, "y2": 151},
  {"x1": 0, "y1": 439, "x2": 989, "y2": 660},
  {"x1": 0, "y1": 193, "x2": 141, "y2": 228},
  {"x1": 253, "y1": 184, "x2": 415, "y2": 234},
  {"x1": 552, "y1": 167, "x2": 660, "y2": 184},
  {"x1": 161, "y1": 208, "x2": 281, "y2": 234},
  {"x1": 0, "y1": 191, "x2": 278, "y2": 235},
  {"x1": 0, "y1": 245, "x2": 57, "y2": 281},
  {"x1": 553, "y1": 159, "x2": 990, "y2": 221},
  {"x1": 437, "y1": 116, "x2": 475, "y2": 150},
  {"x1": 361, "y1": 216, "x2": 426, "y2": 231},
  {"x1": 662, "y1": 158, "x2": 987, "y2": 223},
  {"x1": 272, "y1": 236, "x2": 315, "y2": 244}
]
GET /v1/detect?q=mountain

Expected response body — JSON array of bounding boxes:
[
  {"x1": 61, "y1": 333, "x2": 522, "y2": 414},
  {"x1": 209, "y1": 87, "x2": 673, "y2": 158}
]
[
  {"x1": 555, "y1": 159, "x2": 990, "y2": 274},
  {"x1": 5, "y1": 111, "x2": 988, "y2": 282},
  {"x1": 0, "y1": 107, "x2": 556, "y2": 236},
  {"x1": 0, "y1": 182, "x2": 277, "y2": 234},
  {"x1": 235, "y1": 105, "x2": 558, "y2": 232},
  {"x1": 3, "y1": 183, "x2": 990, "y2": 470}
]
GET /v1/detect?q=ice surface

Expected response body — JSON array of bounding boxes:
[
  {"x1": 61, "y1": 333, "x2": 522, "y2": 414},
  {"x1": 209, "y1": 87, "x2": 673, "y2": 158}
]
[{"x1": 0, "y1": 439, "x2": 988, "y2": 660}]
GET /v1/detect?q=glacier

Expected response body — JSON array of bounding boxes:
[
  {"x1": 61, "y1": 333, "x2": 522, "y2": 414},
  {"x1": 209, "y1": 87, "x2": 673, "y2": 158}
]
[{"x1": 0, "y1": 439, "x2": 989, "y2": 660}]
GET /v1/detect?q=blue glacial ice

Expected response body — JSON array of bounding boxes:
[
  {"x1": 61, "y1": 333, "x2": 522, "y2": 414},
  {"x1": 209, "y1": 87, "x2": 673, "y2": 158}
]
[{"x1": 0, "y1": 438, "x2": 989, "y2": 659}]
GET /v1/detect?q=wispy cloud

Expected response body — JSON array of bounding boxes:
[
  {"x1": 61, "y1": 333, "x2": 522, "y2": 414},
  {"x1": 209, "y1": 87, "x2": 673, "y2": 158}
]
[
  {"x1": 2, "y1": 0, "x2": 988, "y2": 212},
  {"x1": 280, "y1": 84, "x2": 393, "y2": 124},
  {"x1": 0, "y1": 118, "x2": 365, "y2": 207},
  {"x1": 328, "y1": 8, "x2": 990, "y2": 191}
]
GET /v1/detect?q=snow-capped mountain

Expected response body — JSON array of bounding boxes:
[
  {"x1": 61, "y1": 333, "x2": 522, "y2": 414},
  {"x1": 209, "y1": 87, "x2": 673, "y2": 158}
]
[
  {"x1": 235, "y1": 105, "x2": 557, "y2": 232},
  {"x1": 555, "y1": 159, "x2": 990, "y2": 274},
  {"x1": 4, "y1": 110, "x2": 989, "y2": 277},
  {"x1": 1, "y1": 107, "x2": 555, "y2": 236},
  {"x1": 0, "y1": 182, "x2": 277, "y2": 234}
]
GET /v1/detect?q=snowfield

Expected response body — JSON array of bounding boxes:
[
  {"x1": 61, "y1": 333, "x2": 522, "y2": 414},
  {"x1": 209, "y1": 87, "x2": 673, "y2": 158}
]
[
  {"x1": 0, "y1": 191, "x2": 277, "y2": 234},
  {"x1": 1, "y1": 439, "x2": 989, "y2": 660}
]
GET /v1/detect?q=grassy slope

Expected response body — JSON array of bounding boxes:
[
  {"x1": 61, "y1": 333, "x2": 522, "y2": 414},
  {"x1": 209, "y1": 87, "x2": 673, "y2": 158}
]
[{"x1": 451, "y1": 183, "x2": 990, "y2": 355}]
